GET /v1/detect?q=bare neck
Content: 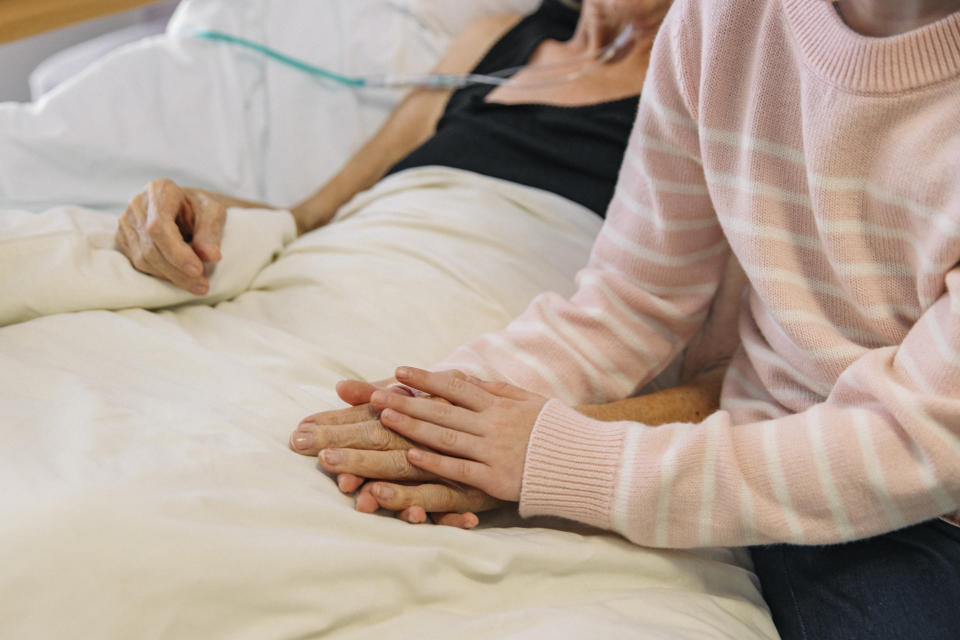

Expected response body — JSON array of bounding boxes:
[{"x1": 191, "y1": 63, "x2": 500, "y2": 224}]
[{"x1": 835, "y1": 0, "x2": 960, "y2": 36}]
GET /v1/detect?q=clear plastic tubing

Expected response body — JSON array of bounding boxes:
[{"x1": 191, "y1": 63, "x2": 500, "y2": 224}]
[{"x1": 192, "y1": 24, "x2": 636, "y2": 90}]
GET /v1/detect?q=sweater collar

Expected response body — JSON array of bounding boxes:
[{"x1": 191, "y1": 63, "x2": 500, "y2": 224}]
[{"x1": 781, "y1": 0, "x2": 960, "y2": 93}]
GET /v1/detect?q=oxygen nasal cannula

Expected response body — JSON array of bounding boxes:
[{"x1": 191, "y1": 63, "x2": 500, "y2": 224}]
[{"x1": 192, "y1": 24, "x2": 636, "y2": 90}]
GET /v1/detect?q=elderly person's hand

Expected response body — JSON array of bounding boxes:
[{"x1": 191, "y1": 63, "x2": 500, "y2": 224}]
[
  {"x1": 292, "y1": 378, "x2": 501, "y2": 528},
  {"x1": 115, "y1": 178, "x2": 226, "y2": 295}
]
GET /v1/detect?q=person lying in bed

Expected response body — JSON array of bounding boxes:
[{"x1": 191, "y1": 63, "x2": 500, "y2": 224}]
[
  {"x1": 115, "y1": 0, "x2": 665, "y2": 293},
  {"x1": 117, "y1": 0, "x2": 745, "y2": 526}
]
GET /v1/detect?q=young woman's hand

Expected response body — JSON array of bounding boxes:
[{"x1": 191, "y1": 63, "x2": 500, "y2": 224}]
[
  {"x1": 372, "y1": 367, "x2": 548, "y2": 503},
  {"x1": 292, "y1": 378, "x2": 494, "y2": 528},
  {"x1": 115, "y1": 178, "x2": 226, "y2": 294}
]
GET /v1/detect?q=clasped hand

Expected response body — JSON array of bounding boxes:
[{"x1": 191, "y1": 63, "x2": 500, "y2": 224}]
[
  {"x1": 115, "y1": 178, "x2": 226, "y2": 294},
  {"x1": 291, "y1": 368, "x2": 547, "y2": 527}
]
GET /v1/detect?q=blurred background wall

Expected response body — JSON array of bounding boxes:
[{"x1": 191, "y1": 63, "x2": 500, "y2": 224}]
[{"x1": 0, "y1": 1, "x2": 177, "y2": 103}]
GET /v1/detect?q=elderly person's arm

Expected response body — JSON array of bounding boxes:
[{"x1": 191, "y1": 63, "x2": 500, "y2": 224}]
[{"x1": 115, "y1": 14, "x2": 522, "y2": 294}]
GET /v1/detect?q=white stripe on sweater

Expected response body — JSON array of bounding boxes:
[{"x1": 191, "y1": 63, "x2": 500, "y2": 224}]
[
  {"x1": 612, "y1": 426, "x2": 643, "y2": 535},
  {"x1": 739, "y1": 479, "x2": 759, "y2": 545},
  {"x1": 812, "y1": 176, "x2": 958, "y2": 231},
  {"x1": 846, "y1": 372, "x2": 958, "y2": 513},
  {"x1": 744, "y1": 265, "x2": 922, "y2": 322},
  {"x1": 743, "y1": 335, "x2": 834, "y2": 397},
  {"x1": 632, "y1": 132, "x2": 704, "y2": 165},
  {"x1": 724, "y1": 218, "x2": 920, "y2": 277},
  {"x1": 539, "y1": 304, "x2": 638, "y2": 399},
  {"x1": 644, "y1": 97, "x2": 956, "y2": 234},
  {"x1": 579, "y1": 272, "x2": 696, "y2": 343},
  {"x1": 809, "y1": 405, "x2": 854, "y2": 539},
  {"x1": 699, "y1": 420, "x2": 720, "y2": 546},
  {"x1": 773, "y1": 309, "x2": 890, "y2": 347},
  {"x1": 601, "y1": 223, "x2": 728, "y2": 268},
  {"x1": 511, "y1": 320, "x2": 610, "y2": 403},
  {"x1": 643, "y1": 96, "x2": 807, "y2": 164},
  {"x1": 851, "y1": 410, "x2": 906, "y2": 530},
  {"x1": 706, "y1": 170, "x2": 813, "y2": 207},
  {"x1": 763, "y1": 421, "x2": 806, "y2": 544},
  {"x1": 485, "y1": 333, "x2": 577, "y2": 404},
  {"x1": 928, "y1": 311, "x2": 960, "y2": 367},
  {"x1": 592, "y1": 257, "x2": 719, "y2": 297},
  {"x1": 624, "y1": 152, "x2": 711, "y2": 196},
  {"x1": 654, "y1": 427, "x2": 685, "y2": 546},
  {"x1": 613, "y1": 182, "x2": 717, "y2": 231},
  {"x1": 577, "y1": 302, "x2": 662, "y2": 373}
]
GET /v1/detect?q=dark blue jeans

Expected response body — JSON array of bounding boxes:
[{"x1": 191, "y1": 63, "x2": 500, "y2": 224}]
[{"x1": 750, "y1": 518, "x2": 960, "y2": 640}]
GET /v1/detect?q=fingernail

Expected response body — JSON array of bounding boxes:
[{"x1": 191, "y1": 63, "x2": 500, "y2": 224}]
[
  {"x1": 374, "y1": 485, "x2": 394, "y2": 499},
  {"x1": 321, "y1": 449, "x2": 343, "y2": 465},
  {"x1": 396, "y1": 367, "x2": 411, "y2": 379},
  {"x1": 291, "y1": 431, "x2": 312, "y2": 451},
  {"x1": 191, "y1": 284, "x2": 207, "y2": 295},
  {"x1": 370, "y1": 391, "x2": 386, "y2": 404}
]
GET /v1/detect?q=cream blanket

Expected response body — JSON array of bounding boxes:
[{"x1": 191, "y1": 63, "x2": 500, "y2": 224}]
[{"x1": 0, "y1": 168, "x2": 776, "y2": 639}]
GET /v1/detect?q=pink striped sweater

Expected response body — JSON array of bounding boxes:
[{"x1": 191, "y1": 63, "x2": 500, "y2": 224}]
[{"x1": 436, "y1": 0, "x2": 960, "y2": 547}]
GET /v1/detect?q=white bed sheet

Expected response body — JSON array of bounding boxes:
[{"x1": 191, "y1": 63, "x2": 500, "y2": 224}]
[
  {"x1": 1, "y1": 168, "x2": 777, "y2": 639},
  {"x1": 0, "y1": 1, "x2": 778, "y2": 637}
]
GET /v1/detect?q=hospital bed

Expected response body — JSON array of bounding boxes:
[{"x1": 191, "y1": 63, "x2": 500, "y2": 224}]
[{"x1": 0, "y1": 1, "x2": 779, "y2": 637}]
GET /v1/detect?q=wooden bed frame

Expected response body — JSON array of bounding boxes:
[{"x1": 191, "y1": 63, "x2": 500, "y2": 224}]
[{"x1": 0, "y1": 0, "x2": 159, "y2": 45}]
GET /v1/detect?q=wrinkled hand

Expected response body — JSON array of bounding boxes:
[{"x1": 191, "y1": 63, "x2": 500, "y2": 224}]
[
  {"x1": 115, "y1": 178, "x2": 226, "y2": 294},
  {"x1": 291, "y1": 378, "x2": 502, "y2": 527},
  {"x1": 373, "y1": 367, "x2": 547, "y2": 502},
  {"x1": 354, "y1": 481, "x2": 501, "y2": 528}
]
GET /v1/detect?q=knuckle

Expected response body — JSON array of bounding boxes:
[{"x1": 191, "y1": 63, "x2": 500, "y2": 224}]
[
  {"x1": 439, "y1": 428, "x2": 459, "y2": 449},
  {"x1": 142, "y1": 244, "x2": 161, "y2": 263},
  {"x1": 446, "y1": 376, "x2": 467, "y2": 395},
  {"x1": 364, "y1": 422, "x2": 392, "y2": 449},
  {"x1": 387, "y1": 453, "x2": 413, "y2": 478},
  {"x1": 145, "y1": 221, "x2": 164, "y2": 239},
  {"x1": 320, "y1": 427, "x2": 342, "y2": 448},
  {"x1": 390, "y1": 485, "x2": 418, "y2": 509},
  {"x1": 433, "y1": 403, "x2": 453, "y2": 422},
  {"x1": 422, "y1": 485, "x2": 454, "y2": 511}
]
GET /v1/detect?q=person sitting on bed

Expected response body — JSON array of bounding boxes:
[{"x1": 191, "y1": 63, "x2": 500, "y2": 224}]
[
  {"x1": 116, "y1": 0, "x2": 744, "y2": 528},
  {"x1": 304, "y1": 0, "x2": 960, "y2": 639}
]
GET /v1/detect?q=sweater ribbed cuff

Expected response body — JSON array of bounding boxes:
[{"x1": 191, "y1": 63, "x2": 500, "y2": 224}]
[{"x1": 519, "y1": 400, "x2": 628, "y2": 530}]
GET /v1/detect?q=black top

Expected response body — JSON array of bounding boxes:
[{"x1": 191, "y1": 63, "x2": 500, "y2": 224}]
[{"x1": 388, "y1": 0, "x2": 640, "y2": 218}]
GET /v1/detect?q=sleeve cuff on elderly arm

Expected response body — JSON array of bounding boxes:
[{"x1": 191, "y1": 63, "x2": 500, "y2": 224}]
[{"x1": 519, "y1": 399, "x2": 630, "y2": 530}]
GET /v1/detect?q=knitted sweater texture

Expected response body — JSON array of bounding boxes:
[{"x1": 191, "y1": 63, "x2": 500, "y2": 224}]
[{"x1": 437, "y1": 0, "x2": 960, "y2": 547}]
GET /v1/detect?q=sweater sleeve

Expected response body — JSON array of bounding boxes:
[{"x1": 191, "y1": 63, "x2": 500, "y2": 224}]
[
  {"x1": 522, "y1": 268, "x2": 960, "y2": 547},
  {"x1": 434, "y1": 1, "x2": 729, "y2": 406}
]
